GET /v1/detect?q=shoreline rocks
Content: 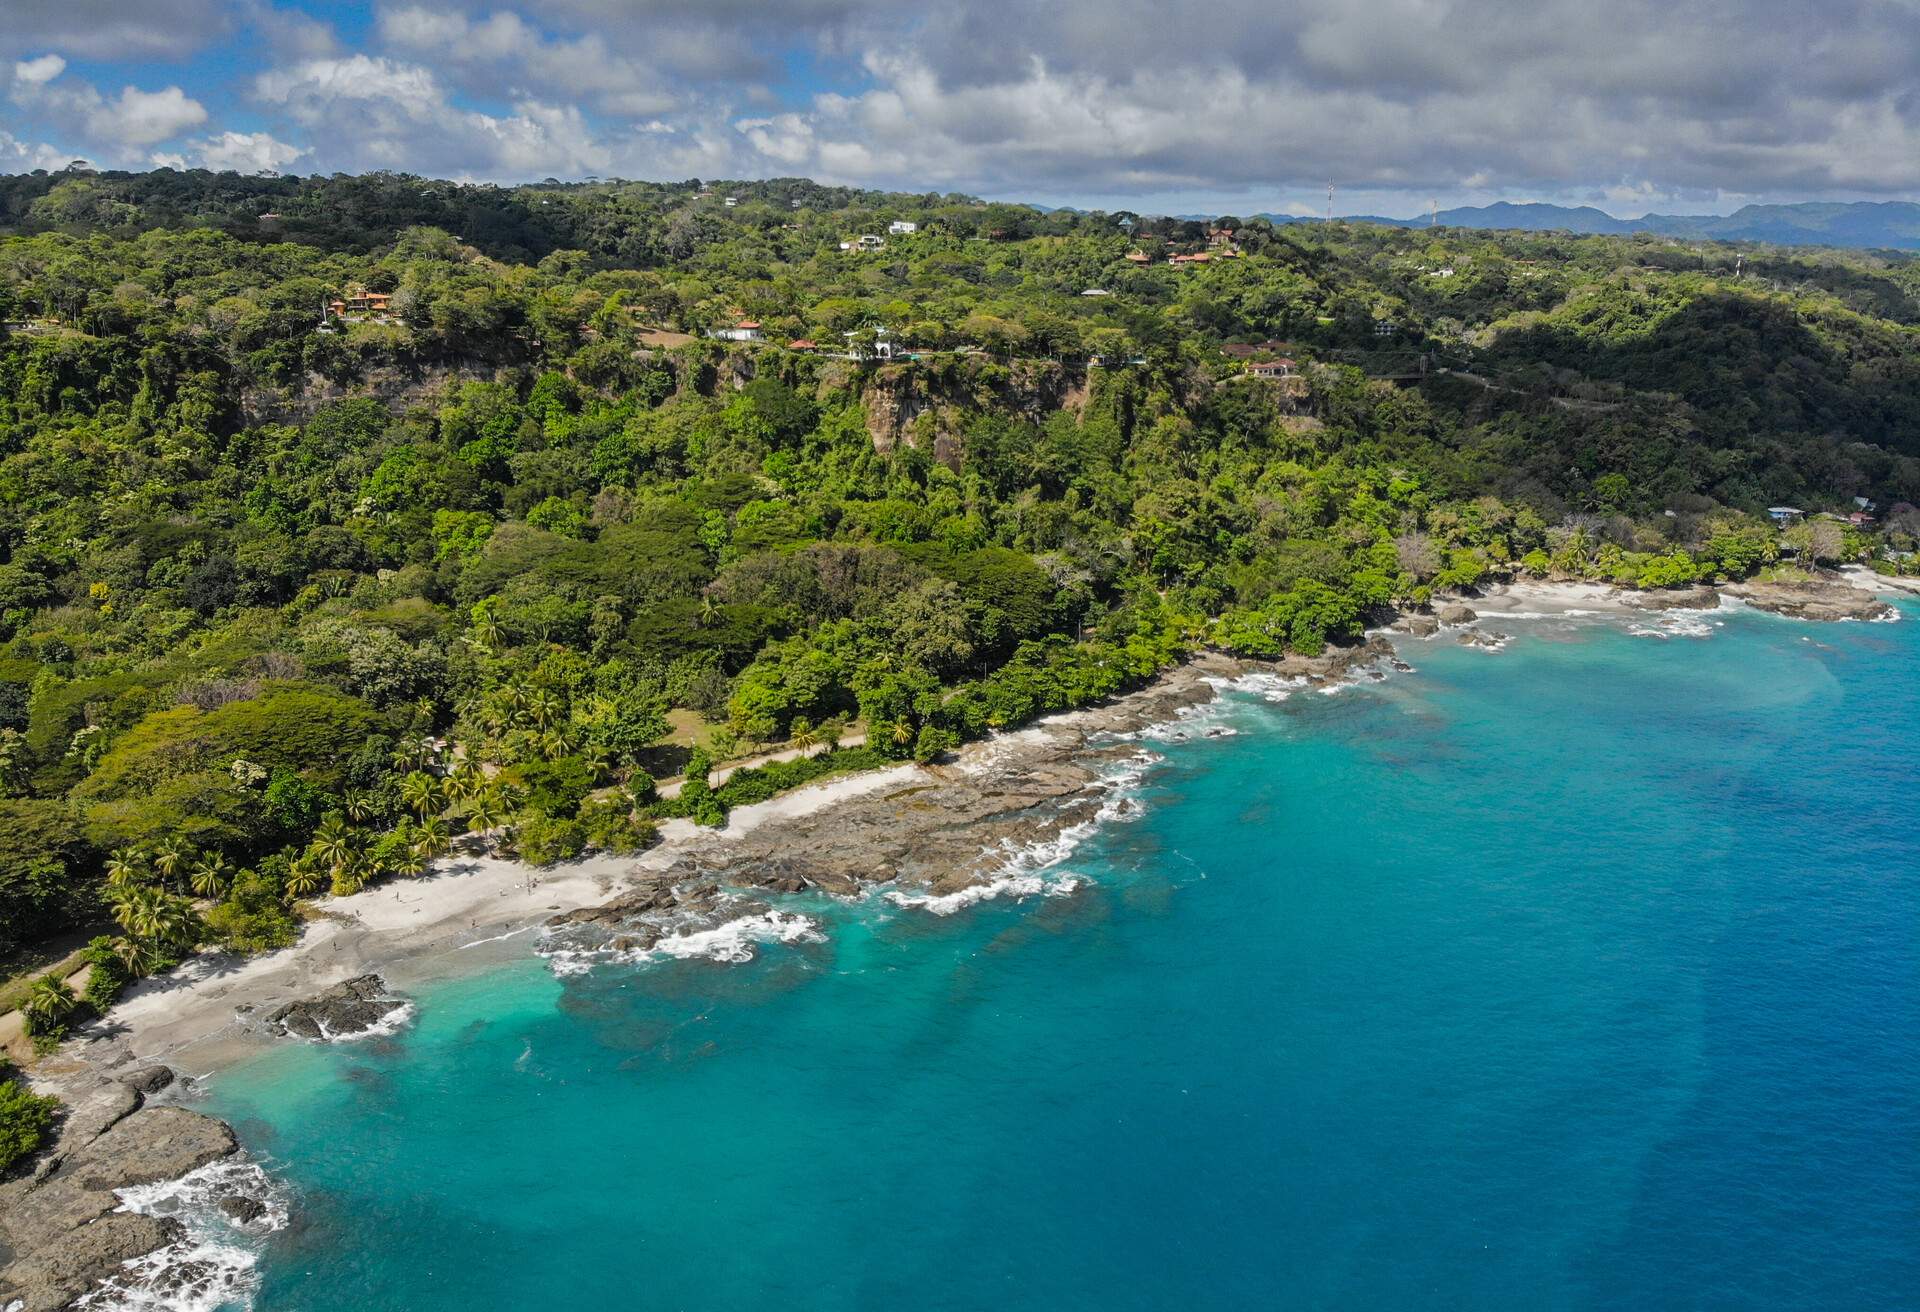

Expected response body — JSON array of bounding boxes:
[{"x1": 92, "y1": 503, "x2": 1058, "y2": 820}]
[
  {"x1": 1725, "y1": 578, "x2": 1895, "y2": 623},
  {"x1": 0, "y1": 1079, "x2": 239, "y2": 1311},
  {"x1": 1627, "y1": 584, "x2": 1722, "y2": 611},
  {"x1": 265, "y1": 974, "x2": 411, "y2": 1041}
]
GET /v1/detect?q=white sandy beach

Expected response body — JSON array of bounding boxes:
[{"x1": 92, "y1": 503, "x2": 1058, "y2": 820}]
[{"x1": 1461, "y1": 579, "x2": 1647, "y2": 617}]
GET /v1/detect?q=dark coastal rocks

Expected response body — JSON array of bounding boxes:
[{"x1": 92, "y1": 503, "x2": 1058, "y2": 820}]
[
  {"x1": 1727, "y1": 578, "x2": 1896, "y2": 622},
  {"x1": 118, "y1": 1065, "x2": 175, "y2": 1096},
  {"x1": 265, "y1": 974, "x2": 410, "y2": 1041},
  {"x1": 217, "y1": 1195, "x2": 267, "y2": 1225},
  {"x1": 0, "y1": 1092, "x2": 239, "y2": 1312},
  {"x1": 1398, "y1": 613, "x2": 1441, "y2": 637},
  {"x1": 1629, "y1": 585, "x2": 1721, "y2": 611},
  {"x1": 1436, "y1": 602, "x2": 1479, "y2": 626}
]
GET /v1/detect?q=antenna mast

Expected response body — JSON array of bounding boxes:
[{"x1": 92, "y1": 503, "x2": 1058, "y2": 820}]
[
  {"x1": 1431, "y1": 198, "x2": 1438, "y2": 227},
  {"x1": 1326, "y1": 182, "x2": 1334, "y2": 225}
]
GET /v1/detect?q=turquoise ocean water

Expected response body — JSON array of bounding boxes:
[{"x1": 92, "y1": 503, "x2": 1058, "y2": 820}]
[{"x1": 192, "y1": 603, "x2": 1917, "y2": 1310}]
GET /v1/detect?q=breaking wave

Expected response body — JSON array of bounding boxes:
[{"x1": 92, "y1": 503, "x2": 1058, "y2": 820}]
[
  {"x1": 74, "y1": 1157, "x2": 288, "y2": 1312},
  {"x1": 886, "y1": 750, "x2": 1159, "y2": 916},
  {"x1": 542, "y1": 908, "x2": 822, "y2": 977}
]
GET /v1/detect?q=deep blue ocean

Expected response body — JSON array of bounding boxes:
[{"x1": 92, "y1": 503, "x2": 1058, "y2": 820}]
[{"x1": 194, "y1": 603, "x2": 1918, "y2": 1310}]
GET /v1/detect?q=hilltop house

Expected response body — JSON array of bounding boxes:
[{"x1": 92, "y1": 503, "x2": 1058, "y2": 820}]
[
  {"x1": 709, "y1": 319, "x2": 763, "y2": 342},
  {"x1": 325, "y1": 289, "x2": 396, "y2": 324},
  {"x1": 839, "y1": 234, "x2": 888, "y2": 252},
  {"x1": 843, "y1": 326, "x2": 898, "y2": 361},
  {"x1": 1767, "y1": 507, "x2": 1804, "y2": 525},
  {"x1": 1169, "y1": 252, "x2": 1210, "y2": 266},
  {"x1": 888, "y1": 220, "x2": 918, "y2": 234},
  {"x1": 1124, "y1": 249, "x2": 1150, "y2": 264},
  {"x1": 1246, "y1": 358, "x2": 1297, "y2": 379}
]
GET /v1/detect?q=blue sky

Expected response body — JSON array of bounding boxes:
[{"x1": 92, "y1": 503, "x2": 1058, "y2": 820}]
[{"x1": 6, "y1": 0, "x2": 1920, "y2": 217}]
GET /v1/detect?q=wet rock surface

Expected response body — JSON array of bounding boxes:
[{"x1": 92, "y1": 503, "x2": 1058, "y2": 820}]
[
  {"x1": 1727, "y1": 578, "x2": 1896, "y2": 622},
  {"x1": 0, "y1": 1081, "x2": 239, "y2": 1312},
  {"x1": 265, "y1": 974, "x2": 410, "y2": 1041},
  {"x1": 117, "y1": 1066, "x2": 174, "y2": 1096},
  {"x1": 1628, "y1": 584, "x2": 1722, "y2": 611}
]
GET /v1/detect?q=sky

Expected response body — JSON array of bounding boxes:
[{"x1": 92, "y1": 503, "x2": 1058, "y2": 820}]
[{"x1": 3, "y1": 0, "x2": 1919, "y2": 217}]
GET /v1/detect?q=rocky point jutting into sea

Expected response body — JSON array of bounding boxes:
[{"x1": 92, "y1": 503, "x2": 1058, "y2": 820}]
[{"x1": 1, "y1": 570, "x2": 1905, "y2": 1309}]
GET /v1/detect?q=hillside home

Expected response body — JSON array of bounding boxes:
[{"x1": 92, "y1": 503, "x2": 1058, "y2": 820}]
[
  {"x1": 843, "y1": 326, "x2": 898, "y2": 361},
  {"x1": 1124, "y1": 249, "x2": 1150, "y2": 263},
  {"x1": 1767, "y1": 507, "x2": 1804, "y2": 525},
  {"x1": 1247, "y1": 358, "x2": 1296, "y2": 379},
  {"x1": 888, "y1": 220, "x2": 918, "y2": 234},
  {"x1": 709, "y1": 319, "x2": 763, "y2": 342}
]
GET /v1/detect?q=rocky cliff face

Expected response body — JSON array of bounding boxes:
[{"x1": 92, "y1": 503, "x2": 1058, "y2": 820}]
[{"x1": 847, "y1": 357, "x2": 1097, "y2": 465}]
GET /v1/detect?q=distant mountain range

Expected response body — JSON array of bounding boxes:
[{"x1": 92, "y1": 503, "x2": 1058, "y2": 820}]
[{"x1": 1234, "y1": 200, "x2": 1920, "y2": 252}]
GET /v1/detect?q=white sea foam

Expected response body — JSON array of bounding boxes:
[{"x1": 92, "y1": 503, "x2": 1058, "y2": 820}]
[
  {"x1": 542, "y1": 908, "x2": 822, "y2": 975},
  {"x1": 1205, "y1": 671, "x2": 1309, "y2": 702},
  {"x1": 1627, "y1": 611, "x2": 1724, "y2": 640},
  {"x1": 314, "y1": 999, "x2": 416, "y2": 1042},
  {"x1": 885, "y1": 870, "x2": 1085, "y2": 915},
  {"x1": 888, "y1": 750, "x2": 1157, "y2": 916},
  {"x1": 649, "y1": 909, "x2": 822, "y2": 962},
  {"x1": 75, "y1": 1158, "x2": 288, "y2": 1312}
]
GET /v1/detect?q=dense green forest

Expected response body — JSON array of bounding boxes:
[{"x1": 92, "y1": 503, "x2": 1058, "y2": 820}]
[{"x1": 2, "y1": 165, "x2": 1917, "y2": 994}]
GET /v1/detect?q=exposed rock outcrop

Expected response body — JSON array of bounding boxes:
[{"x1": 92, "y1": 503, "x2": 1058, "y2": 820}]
[
  {"x1": 265, "y1": 974, "x2": 411, "y2": 1041},
  {"x1": 1726, "y1": 578, "x2": 1896, "y2": 622},
  {"x1": 0, "y1": 1091, "x2": 238, "y2": 1312},
  {"x1": 1628, "y1": 585, "x2": 1722, "y2": 611}
]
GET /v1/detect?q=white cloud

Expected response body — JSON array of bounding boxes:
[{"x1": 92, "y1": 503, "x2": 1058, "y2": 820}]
[
  {"x1": 162, "y1": 129, "x2": 307, "y2": 173},
  {"x1": 7, "y1": 55, "x2": 208, "y2": 159},
  {"x1": 0, "y1": 129, "x2": 78, "y2": 172},
  {"x1": 376, "y1": 6, "x2": 680, "y2": 118},
  {"x1": 254, "y1": 54, "x2": 609, "y2": 178},
  {"x1": 13, "y1": 54, "x2": 67, "y2": 87},
  {"x1": 87, "y1": 85, "x2": 208, "y2": 148}
]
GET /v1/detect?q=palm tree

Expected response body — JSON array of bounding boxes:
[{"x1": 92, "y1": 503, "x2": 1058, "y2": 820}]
[
  {"x1": 790, "y1": 718, "x2": 820, "y2": 752},
  {"x1": 283, "y1": 860, "x2": 326, "y2": 900},
  {"x1": 342, "y1": 791, "x2": 377, "y2": 824},
  {"x1": 398, "y1": 770, "x2": 443, "y2": 819},
  {"x1": 391, "y1": 736, "x2": 432, "y2": 772},
  {"x1": 189, "y1": 853, "x2": 233, "y2": 899},
  {"x1": 697, "y1": 595, "x2": 720, "y2": 628},
  {"x1": 527, "y1": 689, "x2": 564, "y2": 731},
  {"x1": 445, "y1": 759, "x2": 485, "y2": 802},
  {"x1": 465, "y1": 789, "x2": 507, "y2": 854},
  {"x1": 890, "y1": 718, "x2": 915, "y2": 750},
  {"x1": 112, "y1": 936, "x2": 160, "y2": 977},
  {"x1": 393, "y1": 847, "x2": 427, "y2": 878},
  {"x1": 414, "y1": 814, "x2": 450, "y2": 859},
  {"x1": 311, "y1": 816, "x2": 357, "y2": 879},
  {"x1": 109, "y1": 885, "x2": 153, "y2": 936},
  {"x1": 470, "y1": 610, "x2": 505, "y2": 655},
  {"x1": 104, "y1": 847, "x2": 148, "y2": 891},
  {"x1": 536, "y1": 727, "x2": 575, "y2": 761},
  {"x1": 20, "y1": 975, "x2": 77, "y2": 1033},
  {"x1": 152, "y1": 837, "x2": 191, "y2": 891}
]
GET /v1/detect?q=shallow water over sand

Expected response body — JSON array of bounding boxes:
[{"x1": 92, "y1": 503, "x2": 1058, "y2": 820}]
[{"x1": 188, "y1": 603, "x2": 1918, "y2": 1311}]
